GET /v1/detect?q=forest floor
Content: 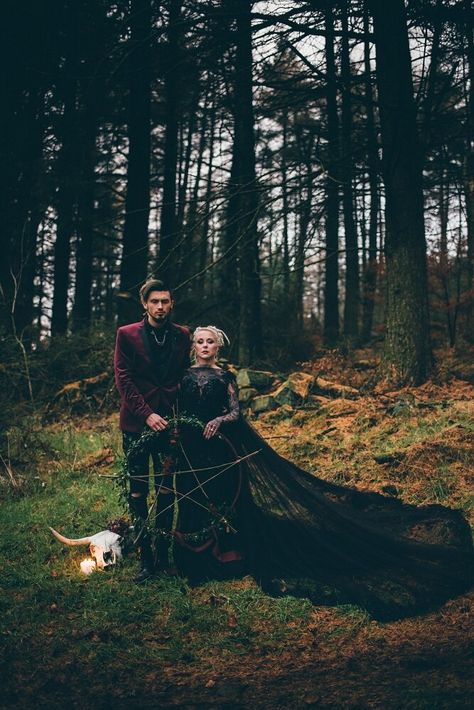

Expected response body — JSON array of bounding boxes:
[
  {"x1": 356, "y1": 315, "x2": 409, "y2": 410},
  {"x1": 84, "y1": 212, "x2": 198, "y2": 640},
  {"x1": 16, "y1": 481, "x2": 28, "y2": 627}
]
[{"x1": 1, "y1": 349, "x2": 473, "y2": 709}]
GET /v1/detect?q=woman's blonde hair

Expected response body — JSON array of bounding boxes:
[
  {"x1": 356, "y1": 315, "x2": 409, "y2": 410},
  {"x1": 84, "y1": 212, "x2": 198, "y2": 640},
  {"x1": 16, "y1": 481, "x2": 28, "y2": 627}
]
[{"x1": 191, "y1": 326, "x2": 230, "y2": 360}]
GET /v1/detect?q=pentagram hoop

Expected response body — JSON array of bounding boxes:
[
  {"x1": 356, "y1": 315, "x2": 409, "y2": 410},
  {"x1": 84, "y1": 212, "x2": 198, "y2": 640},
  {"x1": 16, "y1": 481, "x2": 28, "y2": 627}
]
[{"x1": 119, "y1": 416, "x2": 253, "y2": 547}]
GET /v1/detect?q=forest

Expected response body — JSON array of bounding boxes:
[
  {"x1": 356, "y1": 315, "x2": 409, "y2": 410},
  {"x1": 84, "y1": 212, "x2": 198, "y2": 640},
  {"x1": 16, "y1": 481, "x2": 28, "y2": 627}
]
[
  {"x1": 1, "y1": 1, "x2": 473, "y2": 708},
  {"x1": 2, "y1": 0, "x2": 473, "y2": 378}
]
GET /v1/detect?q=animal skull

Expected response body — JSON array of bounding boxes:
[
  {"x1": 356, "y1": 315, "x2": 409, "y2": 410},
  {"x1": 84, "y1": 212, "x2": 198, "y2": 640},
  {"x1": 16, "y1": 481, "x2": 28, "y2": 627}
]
[{"x1": 49, "y1": 527, "x2": 123, "y2": 569}]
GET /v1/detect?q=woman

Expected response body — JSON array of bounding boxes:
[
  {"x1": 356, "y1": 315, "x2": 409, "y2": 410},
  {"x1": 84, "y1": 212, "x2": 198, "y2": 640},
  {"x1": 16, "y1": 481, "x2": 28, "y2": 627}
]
[
  {"x1": 171, "y1": 326, "x2": 245, "y2": 584},
  {"x1": 167, "y1": 327, "x2": 472, "y2": 620}
]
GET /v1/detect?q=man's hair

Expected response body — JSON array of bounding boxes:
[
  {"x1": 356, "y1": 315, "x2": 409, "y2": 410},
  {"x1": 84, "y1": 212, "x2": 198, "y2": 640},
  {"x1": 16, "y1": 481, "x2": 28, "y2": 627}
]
[{"x1": 139, "y1": 279, "x2": 173, "y2": 303}]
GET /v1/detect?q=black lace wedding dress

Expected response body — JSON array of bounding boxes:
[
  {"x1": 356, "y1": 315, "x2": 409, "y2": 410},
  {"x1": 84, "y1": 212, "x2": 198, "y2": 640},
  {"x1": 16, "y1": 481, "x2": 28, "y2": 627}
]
[{"x1": 172, "y1": 366, "x2": 473, "y2": 620}]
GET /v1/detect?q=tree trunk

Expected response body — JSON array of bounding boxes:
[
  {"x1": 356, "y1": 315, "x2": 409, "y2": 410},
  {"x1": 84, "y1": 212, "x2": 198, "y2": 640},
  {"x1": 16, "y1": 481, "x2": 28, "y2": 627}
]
[
  {"x1": 281, "y1": 108, "x2": 291, "y2": 297},
  {"x1": 118, "y1": 0, "x2": 152, "y2": 325},
  {"x1": 361, "y1": 4, "x2": 379, "y2": 344},
  {"x1": 198, "y1": 93, "x2": 217, "y2": 288},
  {"x1": 369, "y1": 0, "x2": 432, "y2": 385},
  {"x1": 464, "y1": 0, "x2": 474, "y2": 341},
  {"x1": 36, "y1": 223, "x2": 47, "y2": 339},
  {"x1": 6, "y1": 87, "x2": 44, "y2": 344},
  {"x1": 175, "y1": 91, "x2": 200, "y2": 289},
  {"x1": 222, "y1": 138, "x2": 242, "y2": 327},
  {"x1": 420, "y1": 0, "x2": 442, "y2": 154},
  {"x1": 72, "y1": 113, "x2": 97, "y2": 329},
  {"x1": 177, "y1": 93, "x2": 199, "y2": 237},
  {"x1": 230, "y1": 0, "x2": 263, "y2": 365},
  {"x1": 158, "y1": 0, "x2": 183, "y2": 283},
  {"x1": 323, "y1": 2, "x2": 340, "y2": 347},
  {"x1": 0, "y1": 4, "x2": 50, "y2": 340},
  {"x1": 466, "y1": 154, "x2": 474, "y2": 342},
  {"x1": 438, "y1": 166, "x2": 455, "y2": 345},
  {"x1": 341, "y1": 0, "x2": 359, "y2": 341},
  {"x1": 51, "y1": 10, "x2": 79, "y2": 337},
  {"x1": 294, "y1": 131, "x2": 314, "y2": 327},
  {"x1": 72, "y1": 7, "x2": 104, "y2": 330}
]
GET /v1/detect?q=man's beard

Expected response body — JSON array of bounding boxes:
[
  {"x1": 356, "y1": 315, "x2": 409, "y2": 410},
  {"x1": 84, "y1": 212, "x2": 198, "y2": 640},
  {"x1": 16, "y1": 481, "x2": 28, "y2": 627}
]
[{"x1": 149, "y1": 313, "x2": 170, "y2": 328}]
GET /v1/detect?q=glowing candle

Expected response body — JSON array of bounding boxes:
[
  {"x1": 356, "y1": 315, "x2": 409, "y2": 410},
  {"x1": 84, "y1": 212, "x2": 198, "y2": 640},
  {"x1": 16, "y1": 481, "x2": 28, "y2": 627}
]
[{"x1": 80, "y1": 558, "x2": 96, "y2": 575}]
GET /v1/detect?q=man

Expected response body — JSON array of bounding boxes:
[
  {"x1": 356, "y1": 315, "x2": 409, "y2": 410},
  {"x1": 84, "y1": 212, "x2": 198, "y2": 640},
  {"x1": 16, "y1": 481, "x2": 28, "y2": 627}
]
[{"x1": 114, "y1": 279, "x2": 191, "y2": 582}]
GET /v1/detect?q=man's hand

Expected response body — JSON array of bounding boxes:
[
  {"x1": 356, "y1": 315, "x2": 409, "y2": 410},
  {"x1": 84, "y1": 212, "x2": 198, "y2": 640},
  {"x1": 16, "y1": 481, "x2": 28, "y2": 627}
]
[{"x1": 146, "y1": 413, "x2": 168, "y2": 431}]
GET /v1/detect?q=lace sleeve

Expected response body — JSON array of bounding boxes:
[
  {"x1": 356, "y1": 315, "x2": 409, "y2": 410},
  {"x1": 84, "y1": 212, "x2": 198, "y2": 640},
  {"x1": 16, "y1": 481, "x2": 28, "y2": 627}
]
[
  {"x1": 204, "y1": 373, "x2": 240, "y2": 436},
  {"x1": 218, "y1": 376, "x2": 240, "y2": 423}
]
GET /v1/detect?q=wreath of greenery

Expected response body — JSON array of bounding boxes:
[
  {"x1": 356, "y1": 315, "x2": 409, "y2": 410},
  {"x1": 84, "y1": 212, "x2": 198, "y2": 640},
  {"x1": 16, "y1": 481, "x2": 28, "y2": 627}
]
[{"x1": 117, "y1": 414, "x2": 239, "y2": 545}]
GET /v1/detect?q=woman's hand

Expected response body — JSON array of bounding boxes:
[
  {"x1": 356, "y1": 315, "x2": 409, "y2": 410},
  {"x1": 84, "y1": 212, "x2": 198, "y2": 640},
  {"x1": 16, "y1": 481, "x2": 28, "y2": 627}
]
[{"x1": 203, "y1": 418, "x2": 221, "y2": 439}]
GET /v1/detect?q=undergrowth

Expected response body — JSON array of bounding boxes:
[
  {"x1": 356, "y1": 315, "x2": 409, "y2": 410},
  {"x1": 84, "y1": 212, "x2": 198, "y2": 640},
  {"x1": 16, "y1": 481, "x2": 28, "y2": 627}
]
[
  {"x1": 0, "y1": 369, "x2": 472, "y2": 708},
  {"x1": 0, "y1": 419, "x2": 319, "y2": 707},
  {"x1": 256, "y1": 387, "x2": 474, "y2": 524}
]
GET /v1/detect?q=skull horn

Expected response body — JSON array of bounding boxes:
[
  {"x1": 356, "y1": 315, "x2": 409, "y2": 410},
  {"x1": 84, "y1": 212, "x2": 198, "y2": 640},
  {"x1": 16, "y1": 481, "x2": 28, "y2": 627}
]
[{"x1": 49, "y1": 527, "x2": 92, "y2": 546}]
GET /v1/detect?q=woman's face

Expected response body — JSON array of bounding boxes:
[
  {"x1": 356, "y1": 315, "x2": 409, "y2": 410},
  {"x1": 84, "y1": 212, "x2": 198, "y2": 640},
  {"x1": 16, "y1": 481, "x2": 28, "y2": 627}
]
[{"x1": 194, "y1": 330, "x2": 219, "y2": 362}]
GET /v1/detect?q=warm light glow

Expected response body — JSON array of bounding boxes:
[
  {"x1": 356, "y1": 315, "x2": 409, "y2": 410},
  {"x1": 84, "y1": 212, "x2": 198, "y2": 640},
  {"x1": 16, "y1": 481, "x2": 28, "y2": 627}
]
[{"x1": 80, "y1": 558, "x2": 96, "y2": 575}]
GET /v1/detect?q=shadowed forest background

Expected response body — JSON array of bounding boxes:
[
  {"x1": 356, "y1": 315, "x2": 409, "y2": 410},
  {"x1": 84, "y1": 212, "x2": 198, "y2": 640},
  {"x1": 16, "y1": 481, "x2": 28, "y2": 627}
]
[
  {"x1": 1, "y1": 1, "x2": 473, "y2": 708},
  {"x1": 2, "y1": 0, "x2": 473, "y2": 393}
]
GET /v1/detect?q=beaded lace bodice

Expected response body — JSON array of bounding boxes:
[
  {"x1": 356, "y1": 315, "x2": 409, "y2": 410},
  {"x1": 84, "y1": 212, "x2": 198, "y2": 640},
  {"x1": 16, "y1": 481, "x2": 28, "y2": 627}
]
[{"x1": 179, "y1": 367, "x2": 240, "y2": 426}]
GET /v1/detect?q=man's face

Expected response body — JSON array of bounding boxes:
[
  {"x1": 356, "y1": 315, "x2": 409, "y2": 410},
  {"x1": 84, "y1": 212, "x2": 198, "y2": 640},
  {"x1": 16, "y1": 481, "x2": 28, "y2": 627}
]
[{"x1": 143, "y1": 290, "x2": 173, "y2": 325}]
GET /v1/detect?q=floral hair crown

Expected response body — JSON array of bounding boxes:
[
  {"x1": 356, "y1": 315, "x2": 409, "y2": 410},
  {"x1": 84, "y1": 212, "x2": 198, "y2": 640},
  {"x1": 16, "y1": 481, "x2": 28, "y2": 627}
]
[{"x1": 192, "y1": 326, "x2": 230, "y2": 348}]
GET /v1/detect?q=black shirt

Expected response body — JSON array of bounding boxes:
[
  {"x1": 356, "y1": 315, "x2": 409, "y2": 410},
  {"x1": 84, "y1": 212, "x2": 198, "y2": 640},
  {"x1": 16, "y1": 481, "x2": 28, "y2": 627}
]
[{"x1": 144, "y1": 318, "x2": 174, "y2": 382}]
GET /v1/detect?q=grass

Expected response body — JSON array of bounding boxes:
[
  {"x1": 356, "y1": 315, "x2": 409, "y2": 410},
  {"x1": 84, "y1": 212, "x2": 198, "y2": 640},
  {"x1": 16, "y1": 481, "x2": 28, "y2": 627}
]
[
  {"x1": 1, "y1": 377, "x2": 473, "y2": 709},
  {"x1": 0, "y1": 419, "x2": 320, "y2": 706}
]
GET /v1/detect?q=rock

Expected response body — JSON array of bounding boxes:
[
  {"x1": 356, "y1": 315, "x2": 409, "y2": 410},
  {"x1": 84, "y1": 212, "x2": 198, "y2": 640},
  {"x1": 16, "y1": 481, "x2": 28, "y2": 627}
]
[
  {"x1": 250, "y1": 394, "x2": 277, "y2": 414},
  {"x1": 287, "y1": 372, "x2": 315, "y2": 399},
  {"x1": 238, "y1": 387, "x2": 258, "y2": 404},
  {"x1": 273, "y1": 372, "x2": 315, "y2": 407},
  {"x1": 237, "y1": 369, "x2": 275, "y2": 391},
  {"x1": 314, "y1": 376, "x2": 359, "y2": 399},
  {"x1": 273, "y1": 382, "x2": 301, "y2": 407},
  {"x1": 52, "y1": 372, "x2": 112, "y2": 413}
]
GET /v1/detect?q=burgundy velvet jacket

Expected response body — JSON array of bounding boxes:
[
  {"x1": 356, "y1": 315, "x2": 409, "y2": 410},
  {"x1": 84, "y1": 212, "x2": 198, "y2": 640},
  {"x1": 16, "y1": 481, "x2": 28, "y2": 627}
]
[{"x1": 114, "y1": 319, "x2": 191, "y2": 433}]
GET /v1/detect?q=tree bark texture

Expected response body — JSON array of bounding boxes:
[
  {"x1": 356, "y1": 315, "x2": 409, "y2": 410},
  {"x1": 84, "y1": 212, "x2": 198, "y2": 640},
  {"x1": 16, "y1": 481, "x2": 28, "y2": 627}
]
[
  {"x1": 51, "y1": 3, "x2": 80, "y2": 336},
  {"x1": 72, "y1": 113, "x2": 98, "y2": 330},
  {"x1": 323, "y1": 2, "x2": 340, "y2": 347},
  {"x1": 229, "y1": 0, "x2": 263, "y2": 365},
  {"x1": 72, "y1": 2, "x2": 105, "y2": 329},
  {"x1": 341, "y1": 0, "x2": 359, "y2": 340},
  {"x1": 370, "y1": 0, "x2": 432, "y2": 385},
  {"x1": 281, "y1": 108, "x2": 291, "y2": 297},
  {"x1": 158, "y1": 0, "x2": 183, "y2": 284},
  {"x1": 361, "y1": 5, "x2": 379, "y2": 343},
  {"x1": 118, "y1": 0, "x2": 152, "y2": 325},
  {"x1": 464, "y1": 0, "x2": 474, "y2": 341},
  {"x1": 294, "y1": 132, "x2": 314, "y2": 327},
  {"x1": 198, "y1": 90, "x2": 217, "y2": 289}
]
